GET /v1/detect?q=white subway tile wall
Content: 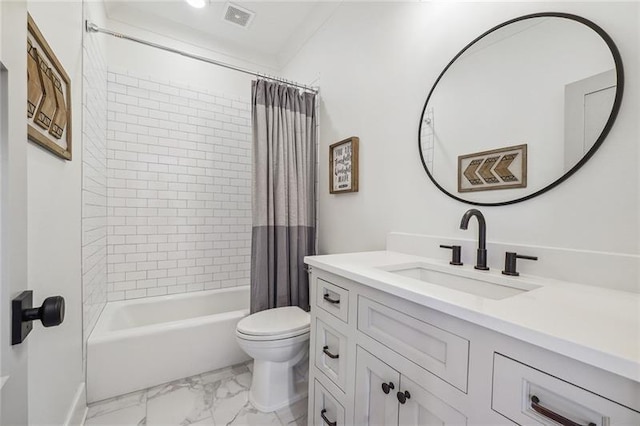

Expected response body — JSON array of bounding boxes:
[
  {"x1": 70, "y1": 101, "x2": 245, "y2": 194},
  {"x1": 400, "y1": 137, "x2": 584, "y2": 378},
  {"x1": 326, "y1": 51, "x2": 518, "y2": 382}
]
[
  {"x1": 106, "y1": 69, "x2": 252, "y2": 301},
  {"x1": 82, "y1": 31, "x2": 108, "y2": 344}
]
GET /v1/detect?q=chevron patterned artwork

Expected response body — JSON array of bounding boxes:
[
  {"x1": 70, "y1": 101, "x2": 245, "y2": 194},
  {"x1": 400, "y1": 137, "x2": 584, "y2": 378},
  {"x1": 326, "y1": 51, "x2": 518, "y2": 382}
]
[
  {"x1": 27, "y1": 13, "x2": 72, "y2": 161},
  {"x1": 458, "y1": 144, "x2": 527, "y2": 193}
]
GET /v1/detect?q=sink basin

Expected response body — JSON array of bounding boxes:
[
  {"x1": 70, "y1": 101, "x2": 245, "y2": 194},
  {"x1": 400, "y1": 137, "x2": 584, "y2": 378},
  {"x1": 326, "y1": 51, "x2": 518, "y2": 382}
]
[{"x1": 381, "y1": 263, "x2": 542, "y2": 300}]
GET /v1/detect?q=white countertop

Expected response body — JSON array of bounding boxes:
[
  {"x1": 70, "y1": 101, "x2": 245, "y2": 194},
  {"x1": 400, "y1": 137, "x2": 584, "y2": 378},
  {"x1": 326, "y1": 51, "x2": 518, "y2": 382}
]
[{"x1": 305, "y1": 250, "x2": 640, "y2": 383}]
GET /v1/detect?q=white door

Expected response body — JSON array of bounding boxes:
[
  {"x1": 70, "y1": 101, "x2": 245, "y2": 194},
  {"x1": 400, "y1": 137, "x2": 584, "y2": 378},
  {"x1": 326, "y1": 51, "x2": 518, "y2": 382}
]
[
  {"x1": 397, "y1": 376, "x2": 467, "y2": 426},
  {"x1": 354, "y1": 346, "x2": 401, "y2": 426},
  {"x1": 0, "y1": 0, "x2": 30, "y2": 424},
  {"x1": 564, "y1": 69, "x2": 617, "y2": 170}
]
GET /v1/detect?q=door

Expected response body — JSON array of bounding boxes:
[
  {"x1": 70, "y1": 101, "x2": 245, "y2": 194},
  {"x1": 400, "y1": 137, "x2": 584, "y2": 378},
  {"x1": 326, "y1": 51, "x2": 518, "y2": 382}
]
[
  {"x1": 354, "y1": 346, "x2": 401, "y2": 425},
  {"x1": 564, "y1": 69, "x2": 617, "y2": 170},
  {"x1": 397, "y1": 376, "x2": 467, "y2": 426},
  {"x1": 1, "y1": 0, "x2": 30, "y2": 424}
]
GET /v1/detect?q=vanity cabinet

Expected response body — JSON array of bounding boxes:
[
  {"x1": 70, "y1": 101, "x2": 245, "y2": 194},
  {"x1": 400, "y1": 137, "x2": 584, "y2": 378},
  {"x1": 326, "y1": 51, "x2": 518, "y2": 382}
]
[
  {"x1": 306, "y1": 267, "x2": 640, "y2": 426},
  {"x1": 354, "y1": 346, "x2": 466, "y2": 425}
]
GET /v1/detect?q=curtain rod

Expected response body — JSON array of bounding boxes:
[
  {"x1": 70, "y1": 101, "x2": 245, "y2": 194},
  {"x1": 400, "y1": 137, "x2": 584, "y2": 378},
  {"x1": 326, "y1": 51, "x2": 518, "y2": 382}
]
[{"x1": 85, "y1": 21, "x2": 318, "y2": 94}]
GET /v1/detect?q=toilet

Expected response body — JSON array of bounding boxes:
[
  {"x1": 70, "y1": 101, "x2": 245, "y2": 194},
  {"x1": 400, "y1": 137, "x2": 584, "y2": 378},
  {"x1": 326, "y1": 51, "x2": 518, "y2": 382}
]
[{"x1": 235, "y1": 306, "x2": 310, "y2": 412}]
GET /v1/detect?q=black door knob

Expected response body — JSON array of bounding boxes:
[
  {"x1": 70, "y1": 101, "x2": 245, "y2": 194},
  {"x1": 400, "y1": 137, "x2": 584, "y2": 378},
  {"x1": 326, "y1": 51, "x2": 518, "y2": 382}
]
[
  {"x1": 23, "y1": 296, "x2": 65, "y2": 327},
  {"x1": 381, "y1": 382, "x2": 395, "y2": 394},
  {"x1": 397, "y1": 390, "x2": 411, "y2": 404},
  {"x1": 12, "y1": 291, "x2": 65, "y2": 345}
]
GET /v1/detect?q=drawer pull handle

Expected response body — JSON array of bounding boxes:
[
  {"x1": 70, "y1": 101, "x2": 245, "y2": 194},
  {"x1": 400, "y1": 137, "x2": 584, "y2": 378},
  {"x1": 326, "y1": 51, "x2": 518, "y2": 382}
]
[
  {"x1": 320, "y1": 409, "x2": 337, "y2": 426},
  {"x1": 397, "y1": 390, "x2": 411, "y2": 404},
  {"x1": 381, "y1": 382, "x2": 395, "y2": 394},
  {"x1": 323, "y1": 293, "x2": 340, "y2": 304},
  {"x1": 323, "y1": 345, "x2": 339, "y2": 359},
  {"x1": 531, "y1": 396, "x2": 596, "y2": 426}
]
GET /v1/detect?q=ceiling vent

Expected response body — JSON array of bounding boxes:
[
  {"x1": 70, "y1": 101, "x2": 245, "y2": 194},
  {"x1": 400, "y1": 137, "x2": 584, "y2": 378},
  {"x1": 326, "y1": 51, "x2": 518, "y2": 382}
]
[{"x1": 223, "y1": 3, "x2": 255, "y2": 29}]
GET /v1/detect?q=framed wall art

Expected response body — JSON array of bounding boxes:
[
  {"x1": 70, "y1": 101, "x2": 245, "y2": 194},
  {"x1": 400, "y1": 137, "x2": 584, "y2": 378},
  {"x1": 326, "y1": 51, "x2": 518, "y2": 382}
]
[
  {"x1": 458, "y1": 144, "x2": 527, "y2": 193},
  {"x1": 27, "y1": 13, "x2": 72, "y2": 160},
  {"x1": 330, "y1": 136, "x2": 359, "y2": 194}
]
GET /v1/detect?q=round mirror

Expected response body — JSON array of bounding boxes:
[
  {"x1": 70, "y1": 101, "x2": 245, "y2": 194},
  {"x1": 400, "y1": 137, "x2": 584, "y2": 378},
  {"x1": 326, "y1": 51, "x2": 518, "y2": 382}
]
[{"x1": 418, "y1": 13, "x2": 623, "y2": 206}]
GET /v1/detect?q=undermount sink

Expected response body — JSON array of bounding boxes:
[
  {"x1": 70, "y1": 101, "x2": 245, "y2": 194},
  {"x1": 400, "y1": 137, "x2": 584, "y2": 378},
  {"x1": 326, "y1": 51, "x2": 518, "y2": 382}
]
[{"x1": 381, "y1": 263, "x2": 542, "y2": 300}]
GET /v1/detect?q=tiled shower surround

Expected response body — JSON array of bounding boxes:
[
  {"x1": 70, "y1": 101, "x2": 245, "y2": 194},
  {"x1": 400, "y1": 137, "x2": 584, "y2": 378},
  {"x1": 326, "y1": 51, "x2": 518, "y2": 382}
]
[
  {"x1": 106, "y1": 69, "x2": 252, "y2": 301},
  {"x1": 82, "y1": 30, "x2": 108, "y2": 344}
]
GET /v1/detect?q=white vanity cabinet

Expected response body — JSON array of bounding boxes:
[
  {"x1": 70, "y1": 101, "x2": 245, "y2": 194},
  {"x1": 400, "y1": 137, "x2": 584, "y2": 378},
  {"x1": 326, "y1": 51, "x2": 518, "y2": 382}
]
[
  {"x1": 354, "y1": 346, "x2": 466, "y2": 426},
  {"x1": 306, "y1": 267, "x2": 640, "y2": 426}
]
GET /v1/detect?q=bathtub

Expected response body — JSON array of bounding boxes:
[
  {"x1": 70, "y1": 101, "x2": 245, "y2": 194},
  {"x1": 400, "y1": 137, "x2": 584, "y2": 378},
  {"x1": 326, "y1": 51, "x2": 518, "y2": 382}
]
[{"x1": 87, "y1": 286, "x2": 251, "y2": 403}]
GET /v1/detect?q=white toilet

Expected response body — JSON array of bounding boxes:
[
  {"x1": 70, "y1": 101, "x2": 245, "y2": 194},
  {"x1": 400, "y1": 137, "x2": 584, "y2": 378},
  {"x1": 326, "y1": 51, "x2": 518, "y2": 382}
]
[{"x1": 236, "y1": 306, "x2": 310, "y2": 412}]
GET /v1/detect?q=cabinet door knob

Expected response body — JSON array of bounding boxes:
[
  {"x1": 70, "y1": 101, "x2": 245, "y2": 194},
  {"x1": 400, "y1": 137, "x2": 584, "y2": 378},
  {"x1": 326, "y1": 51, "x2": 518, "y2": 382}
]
[
  {"x1": 397, "y1": 390, "x2": 411, "y2": 404},
  {"x1": 381, "y1": 381, "x2": 395, "y2": 394}
]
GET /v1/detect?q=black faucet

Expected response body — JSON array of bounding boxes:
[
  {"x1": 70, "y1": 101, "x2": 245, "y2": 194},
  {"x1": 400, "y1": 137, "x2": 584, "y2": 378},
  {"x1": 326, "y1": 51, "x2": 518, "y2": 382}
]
[{"x1": 459, "y1": 209, "x2": 489, "y2": 270}]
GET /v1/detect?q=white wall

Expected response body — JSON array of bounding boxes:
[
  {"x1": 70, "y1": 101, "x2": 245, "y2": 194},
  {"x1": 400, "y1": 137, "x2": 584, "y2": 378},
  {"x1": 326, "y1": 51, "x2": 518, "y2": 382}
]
[
  {"x1": 27, "y1": 1, "x2": 84, "y2": 424},
  {"x1": 106, "y1": 70, "x2": 252, "y2": 301},
  {"x1": 282, "y1": 2, "x2": 639, "y2": 266},
  {"x1": 104, "y1": 17, "x2": 264, "y2": 101}
]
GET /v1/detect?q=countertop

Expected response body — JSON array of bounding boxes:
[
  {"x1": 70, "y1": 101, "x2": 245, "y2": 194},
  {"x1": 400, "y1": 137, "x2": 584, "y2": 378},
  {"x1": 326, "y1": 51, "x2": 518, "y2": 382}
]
[{"x1": 304, "y1": 250, "x2": 640, "y2": 383}]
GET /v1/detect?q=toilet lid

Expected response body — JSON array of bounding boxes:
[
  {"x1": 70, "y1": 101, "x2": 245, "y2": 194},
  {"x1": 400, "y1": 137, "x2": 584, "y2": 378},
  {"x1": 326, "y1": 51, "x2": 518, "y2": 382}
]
[{"x1": 237, "y1": 306, "x2": 310, "y2": 337}]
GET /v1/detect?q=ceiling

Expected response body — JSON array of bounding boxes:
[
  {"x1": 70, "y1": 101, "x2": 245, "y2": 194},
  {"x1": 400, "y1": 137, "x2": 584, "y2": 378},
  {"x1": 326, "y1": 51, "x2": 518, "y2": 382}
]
[{"x1": 104, "y1": 0, "x2": 342, "y2": 69}]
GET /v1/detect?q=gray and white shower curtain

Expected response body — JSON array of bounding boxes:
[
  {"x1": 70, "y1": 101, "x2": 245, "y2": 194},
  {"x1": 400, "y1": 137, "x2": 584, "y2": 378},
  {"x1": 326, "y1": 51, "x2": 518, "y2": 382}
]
[{"x1": 250, "y1": 79, "x2": 317, "y2": 314}]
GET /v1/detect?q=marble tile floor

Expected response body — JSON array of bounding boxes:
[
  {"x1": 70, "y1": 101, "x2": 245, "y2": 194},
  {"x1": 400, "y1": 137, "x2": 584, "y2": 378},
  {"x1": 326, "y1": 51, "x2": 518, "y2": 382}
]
[{"x1": 85, "y1": 362, "x2": 307, "y2": 426}]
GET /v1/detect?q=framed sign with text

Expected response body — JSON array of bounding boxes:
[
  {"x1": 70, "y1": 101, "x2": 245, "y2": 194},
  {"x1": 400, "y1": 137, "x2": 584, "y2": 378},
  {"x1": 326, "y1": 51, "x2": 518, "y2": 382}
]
[{"x1": 330, "y1": 137, "x2": 359, "y2": 194}]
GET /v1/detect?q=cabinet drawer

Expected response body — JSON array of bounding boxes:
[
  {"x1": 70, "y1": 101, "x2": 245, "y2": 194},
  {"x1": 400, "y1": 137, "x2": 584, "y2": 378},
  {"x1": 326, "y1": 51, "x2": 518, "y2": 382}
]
[
  {"x1": 315, "y1": 318, "x2": 349, "y2": 391},
  {"x1": 357, "y1": 296, "x2": 469, "y2": 392},
  {"x1": 314, "y1": 379, "x2": 345, "y2": 426},
  {"x1": 316, "y1": 278, "x2": 349, "y2": 323},
  {"x1": 492, "y1": 353, "x2": 640, "y2": 426}
]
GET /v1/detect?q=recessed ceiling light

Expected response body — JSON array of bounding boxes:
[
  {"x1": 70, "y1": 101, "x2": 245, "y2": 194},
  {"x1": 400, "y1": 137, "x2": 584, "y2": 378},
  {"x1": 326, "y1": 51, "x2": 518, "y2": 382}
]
[{"x1": 185, "y1": 0, "x2": 206, "y2": 9}]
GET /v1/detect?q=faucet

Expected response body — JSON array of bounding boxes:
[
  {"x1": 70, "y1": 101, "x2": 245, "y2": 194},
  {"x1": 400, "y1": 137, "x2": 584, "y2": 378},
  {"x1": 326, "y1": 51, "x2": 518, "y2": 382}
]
[{"x1": 459, "y1": 209, "x2": 489, "y2": 270}]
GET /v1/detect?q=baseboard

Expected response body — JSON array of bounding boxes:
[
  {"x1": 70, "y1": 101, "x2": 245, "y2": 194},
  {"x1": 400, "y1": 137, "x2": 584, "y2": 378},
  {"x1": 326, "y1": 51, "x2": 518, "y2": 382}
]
[{"x1": 64, "y1": 382, "x2": 87, "y2": 426}]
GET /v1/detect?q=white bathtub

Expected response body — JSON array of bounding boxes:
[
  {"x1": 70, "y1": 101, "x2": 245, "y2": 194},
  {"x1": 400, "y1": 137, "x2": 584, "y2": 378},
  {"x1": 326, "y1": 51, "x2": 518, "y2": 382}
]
[{"x1": 87, "y1": 286, "x2": 251, "y2": 403}]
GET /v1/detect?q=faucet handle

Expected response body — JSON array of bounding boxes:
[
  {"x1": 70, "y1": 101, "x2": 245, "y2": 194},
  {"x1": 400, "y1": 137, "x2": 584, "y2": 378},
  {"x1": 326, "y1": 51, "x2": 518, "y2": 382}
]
[
  {"x1": 502, "y1": 252, "x2": 538, "y2": 276},
  {"x1": 439, "y1": 245, "x2": 463, "y2": 266}
]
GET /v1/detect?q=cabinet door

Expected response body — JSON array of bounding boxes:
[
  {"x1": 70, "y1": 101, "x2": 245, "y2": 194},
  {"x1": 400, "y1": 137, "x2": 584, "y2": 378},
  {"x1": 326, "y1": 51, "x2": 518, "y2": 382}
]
[
  {"x1": 354, "y1": 346, "x2": 401, "y2": 426},
  {"x1": 397, "y1": 376, "x2": 467, "y2": 426}
]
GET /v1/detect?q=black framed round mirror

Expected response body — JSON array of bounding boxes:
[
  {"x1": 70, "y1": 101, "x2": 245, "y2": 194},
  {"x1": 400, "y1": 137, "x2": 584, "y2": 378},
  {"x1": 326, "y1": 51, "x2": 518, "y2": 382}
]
[{"x1": 418, "y1": 12, "x2": 624, "y2": 206}]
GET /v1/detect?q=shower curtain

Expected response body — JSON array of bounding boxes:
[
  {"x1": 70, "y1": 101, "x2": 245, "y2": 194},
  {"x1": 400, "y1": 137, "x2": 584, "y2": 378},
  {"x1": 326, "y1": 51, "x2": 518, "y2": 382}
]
[{"x1": 250, "y1": 79, "x2": 317, "y2": 314}]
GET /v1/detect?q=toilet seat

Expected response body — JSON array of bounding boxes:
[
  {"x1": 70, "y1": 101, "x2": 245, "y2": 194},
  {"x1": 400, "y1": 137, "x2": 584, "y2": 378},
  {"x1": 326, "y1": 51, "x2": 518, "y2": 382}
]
[{"x1": 236, "y1": 306, "x2": 310, "y2": 341}]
